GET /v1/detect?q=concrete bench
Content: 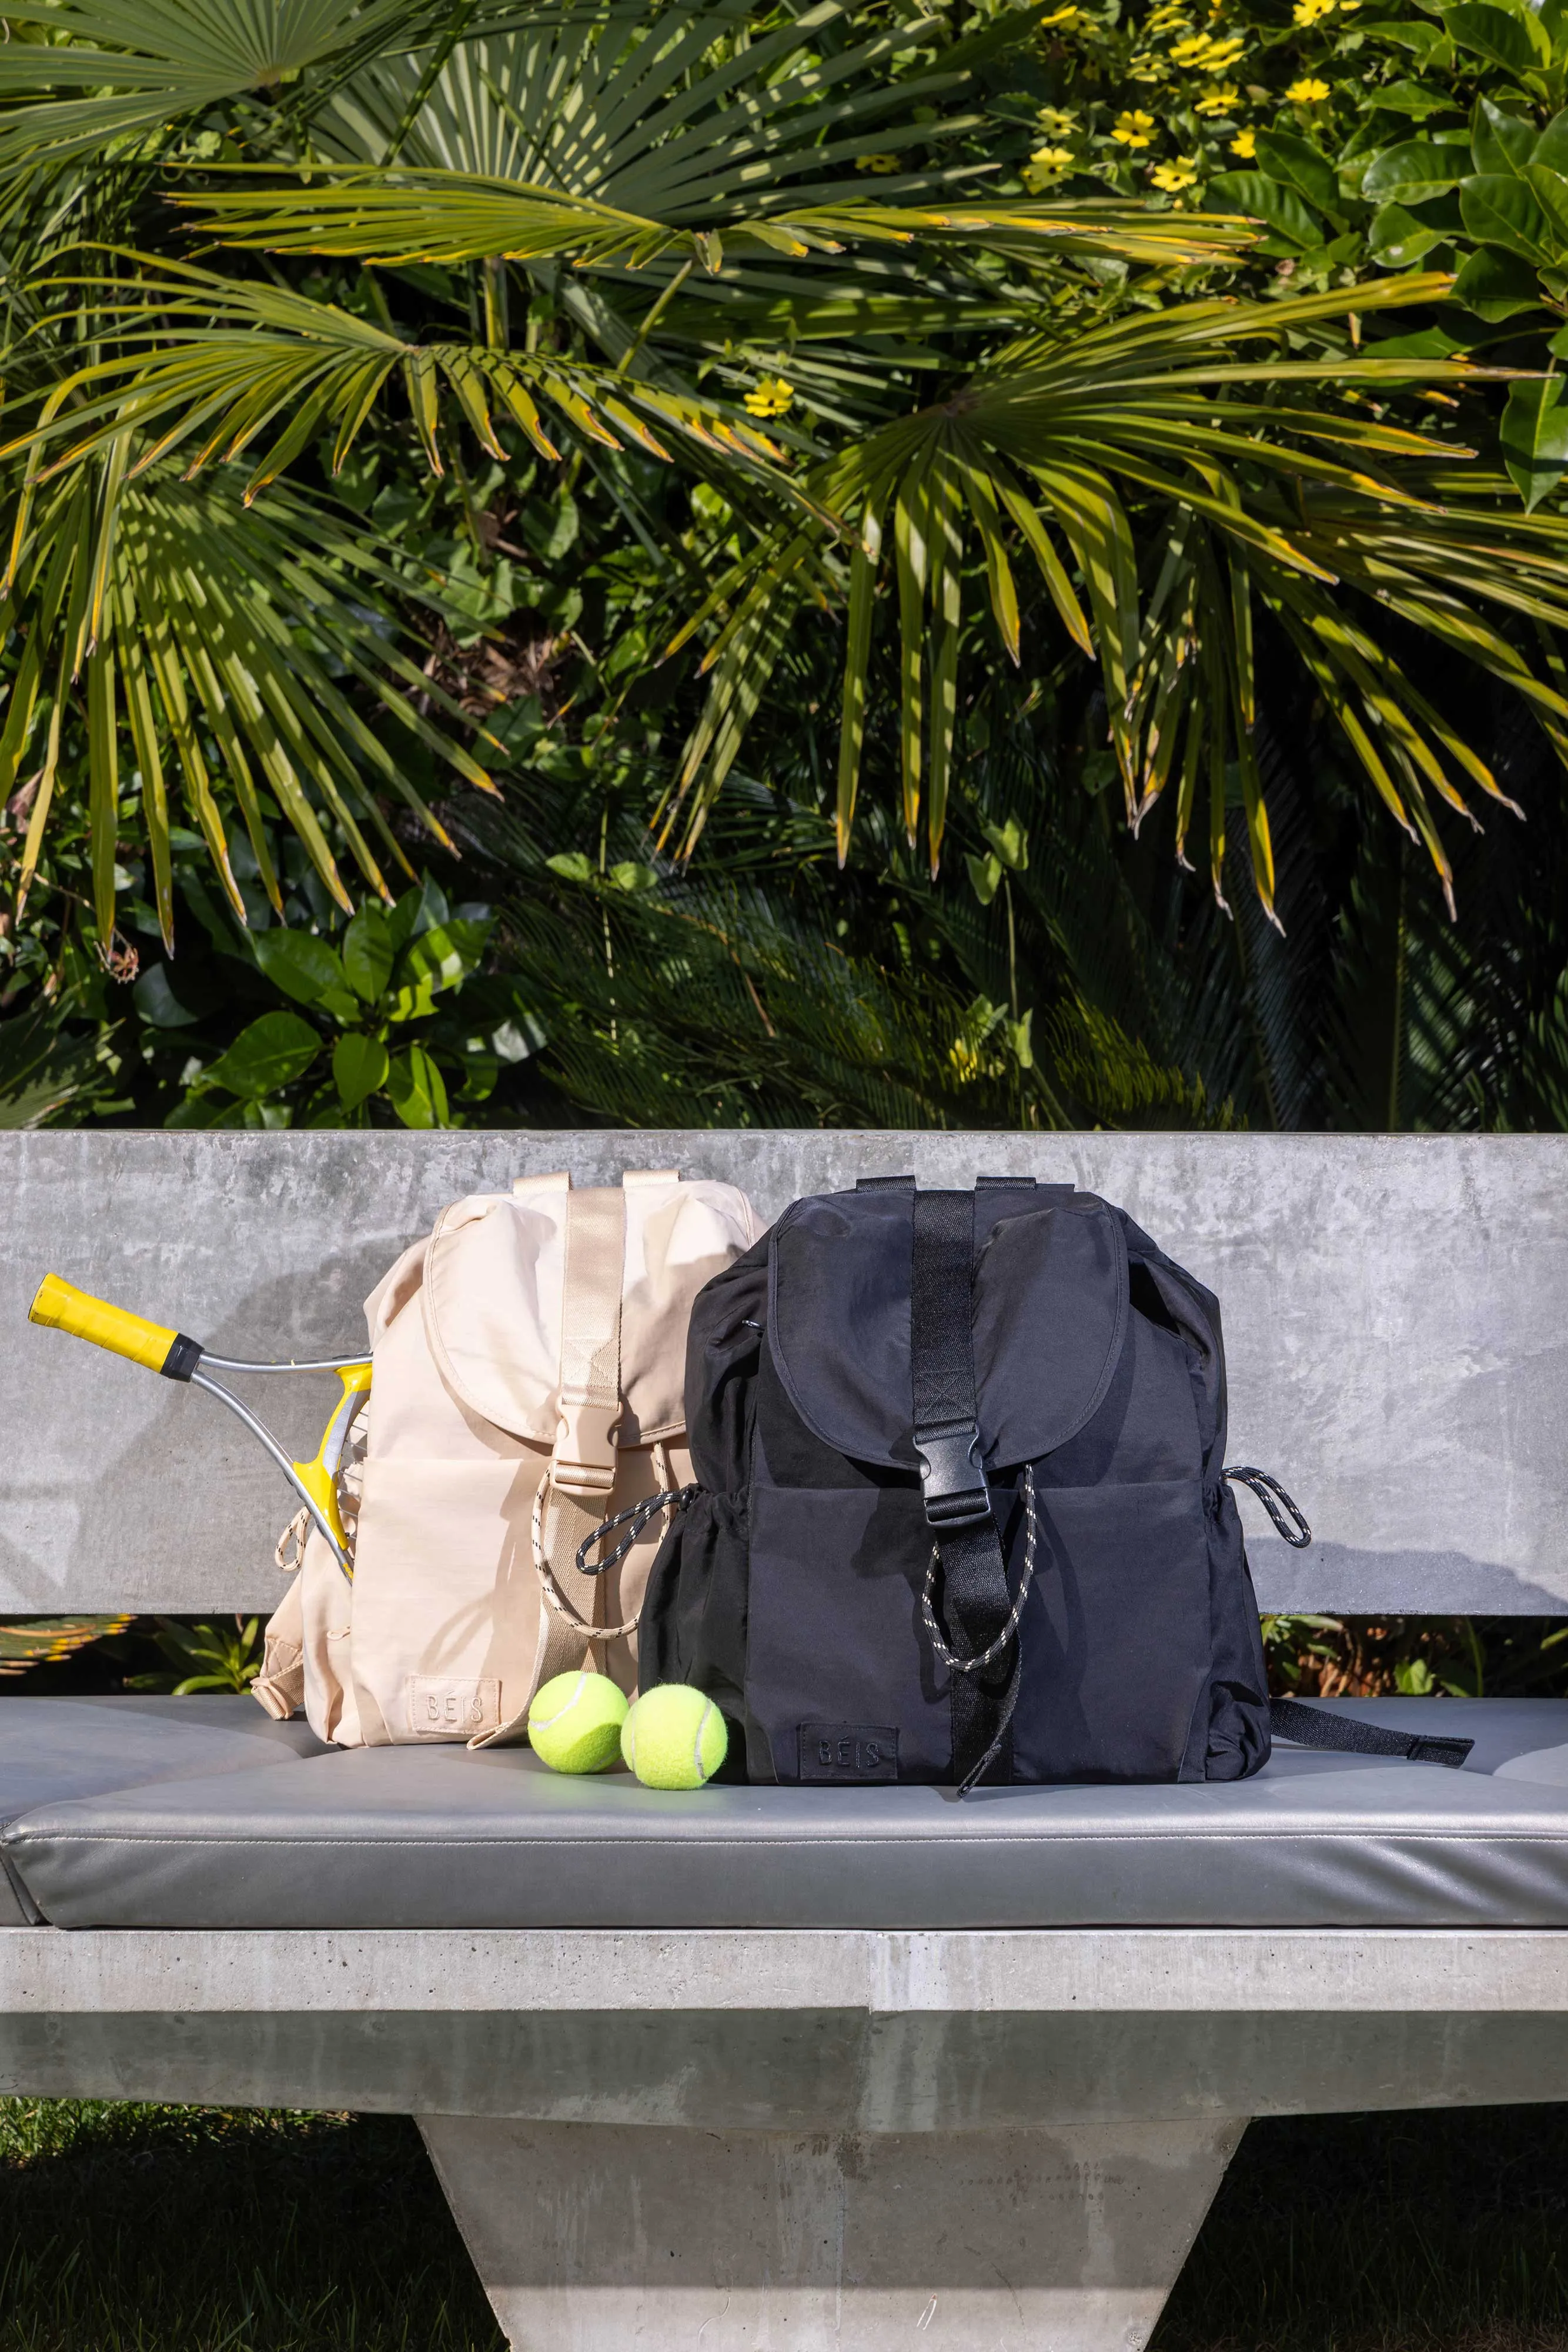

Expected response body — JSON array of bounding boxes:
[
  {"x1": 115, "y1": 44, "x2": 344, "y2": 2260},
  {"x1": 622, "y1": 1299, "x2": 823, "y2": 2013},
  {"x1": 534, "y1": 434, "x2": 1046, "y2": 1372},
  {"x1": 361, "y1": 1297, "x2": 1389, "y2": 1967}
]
[{"x1": 2, "y1": 1128, "x2": 1567, "y2": 2352}]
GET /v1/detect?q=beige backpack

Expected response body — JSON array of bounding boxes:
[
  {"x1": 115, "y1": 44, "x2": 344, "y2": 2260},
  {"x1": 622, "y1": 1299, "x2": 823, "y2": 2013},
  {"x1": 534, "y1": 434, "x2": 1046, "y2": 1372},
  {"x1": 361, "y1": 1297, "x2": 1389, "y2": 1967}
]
[{"x1": 253, "y1": 1168, "x2": 761, "y2": 1748}]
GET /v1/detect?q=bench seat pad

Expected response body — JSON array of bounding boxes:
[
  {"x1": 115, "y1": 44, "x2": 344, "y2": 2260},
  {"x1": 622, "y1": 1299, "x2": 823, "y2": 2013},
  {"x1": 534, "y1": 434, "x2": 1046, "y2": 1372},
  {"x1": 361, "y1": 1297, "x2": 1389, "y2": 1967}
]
[
  {"x1": 9, "y1": 1698, "x2": 1568, "y2": 1930},
  {"x1": 0, "y1": 1695, "x2": 327, "y2": 1924}
]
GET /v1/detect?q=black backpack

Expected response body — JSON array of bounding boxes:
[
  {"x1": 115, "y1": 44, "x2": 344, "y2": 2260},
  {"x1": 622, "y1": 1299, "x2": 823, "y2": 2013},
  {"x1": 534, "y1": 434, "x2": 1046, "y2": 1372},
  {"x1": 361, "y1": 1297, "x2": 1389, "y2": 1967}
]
[{"x1": 638, "y1": 1177, "x2": 1472, "y2": 1789}]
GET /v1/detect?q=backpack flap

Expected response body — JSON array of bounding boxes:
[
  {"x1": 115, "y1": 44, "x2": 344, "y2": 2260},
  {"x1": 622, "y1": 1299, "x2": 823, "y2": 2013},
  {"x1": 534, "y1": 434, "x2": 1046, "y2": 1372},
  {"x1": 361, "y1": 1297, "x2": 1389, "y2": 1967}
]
[
  {"x1": 767, "y1": 1183, "x2": 1128, "y2": 1473},
  {"x1": 422, "y1": 1175, "x2": 758, "y2": 1448}
]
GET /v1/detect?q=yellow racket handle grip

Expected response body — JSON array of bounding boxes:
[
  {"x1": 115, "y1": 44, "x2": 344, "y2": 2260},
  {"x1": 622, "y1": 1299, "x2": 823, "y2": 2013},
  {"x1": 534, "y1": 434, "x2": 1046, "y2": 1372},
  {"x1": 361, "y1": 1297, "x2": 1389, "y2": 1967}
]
[
  {"x1": 29, "y1": 1273, "x2": 193, "y2": 1378},
  {"x1": 292, "y1": 1362, "x2": 373, "y2": 1556}
]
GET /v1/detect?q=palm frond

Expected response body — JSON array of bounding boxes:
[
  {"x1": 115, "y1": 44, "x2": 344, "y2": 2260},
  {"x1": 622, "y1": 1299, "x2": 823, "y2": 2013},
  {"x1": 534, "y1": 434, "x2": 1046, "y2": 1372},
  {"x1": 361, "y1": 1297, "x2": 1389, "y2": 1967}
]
[
  {"x1": 672, "y1": 275, "x2": 1568, "y2": 914},
  {"x1": 1, "y1": 459, "x2": 495, "y2": 941},
  {"x1": 0, "y1": 0, "x2": 462, "y2": 181},
  {"x1": 0, "y1": 1616, "x2": 132, "y2": 1675}
]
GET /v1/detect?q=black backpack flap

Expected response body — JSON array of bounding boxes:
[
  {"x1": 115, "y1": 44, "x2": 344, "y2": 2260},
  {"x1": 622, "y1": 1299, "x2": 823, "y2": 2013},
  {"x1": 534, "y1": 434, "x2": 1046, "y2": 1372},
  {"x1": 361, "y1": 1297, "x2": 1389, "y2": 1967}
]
[{"x1": 766, "y1": 1186, "x2": 1128, "y2": 1472}]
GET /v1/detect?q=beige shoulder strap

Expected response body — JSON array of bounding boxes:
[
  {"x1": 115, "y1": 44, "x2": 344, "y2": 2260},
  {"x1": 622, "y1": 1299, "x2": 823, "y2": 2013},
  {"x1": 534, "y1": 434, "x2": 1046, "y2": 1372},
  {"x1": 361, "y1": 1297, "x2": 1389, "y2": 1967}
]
[{"x1": 479, "y1": 1175, "x2": 672, "y2": 1744}]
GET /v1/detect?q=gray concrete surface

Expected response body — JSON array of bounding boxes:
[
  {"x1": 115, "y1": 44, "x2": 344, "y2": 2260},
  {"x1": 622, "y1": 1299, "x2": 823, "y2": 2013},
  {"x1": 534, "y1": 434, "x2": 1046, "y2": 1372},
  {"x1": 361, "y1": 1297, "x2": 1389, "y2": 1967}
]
[
  {"x1": 4, "y1": 1129, "x2": 1568, "y2": 1612},
  {"x1": 4, "y1": 1927, "x2": 1568, "y2": 2127},
  {"x1": 419, "y1": 2114, "x2": 1247, "y2": 2352}
]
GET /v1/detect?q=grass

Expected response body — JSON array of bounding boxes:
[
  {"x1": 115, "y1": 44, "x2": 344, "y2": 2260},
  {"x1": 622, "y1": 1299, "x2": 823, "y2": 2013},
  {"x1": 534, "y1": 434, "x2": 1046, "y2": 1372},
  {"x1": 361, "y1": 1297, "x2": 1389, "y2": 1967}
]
[
  {"x1": 3, "y1": 2096, "x2": 1568, "y2": 2348},
  {"x1": 0, "y1": 2100, "x2": 503, "y2": 2351},
  {"x1": 1155, "y1": 2104, "x2": 1568, "y2": 2352}
]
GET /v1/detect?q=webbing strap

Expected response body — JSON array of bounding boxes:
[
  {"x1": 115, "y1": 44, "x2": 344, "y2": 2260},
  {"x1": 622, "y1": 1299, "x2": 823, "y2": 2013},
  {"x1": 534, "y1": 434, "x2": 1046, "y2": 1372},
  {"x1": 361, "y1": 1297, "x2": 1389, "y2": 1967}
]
[
  {"x1": 1269, "y1": 1696, "x2": 1472, "y2": 1769},
  {"x1": 478, "y1": 1180, "x2": 632, "y2": 1746},
  {"x1": 910, "y1": 1188, "x2": 1018, "y2": 1790}
]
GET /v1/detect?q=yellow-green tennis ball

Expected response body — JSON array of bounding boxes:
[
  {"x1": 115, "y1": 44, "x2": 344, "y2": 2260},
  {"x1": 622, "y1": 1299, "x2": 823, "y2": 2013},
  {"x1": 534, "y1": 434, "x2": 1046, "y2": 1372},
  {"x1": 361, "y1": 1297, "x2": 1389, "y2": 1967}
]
[
  {"x1": 621, "y1": 1685, "x2": 728, "y2": 1789},
  {"x1": 527, "y1": 1671, "x2": 628, "y2": 1774}
]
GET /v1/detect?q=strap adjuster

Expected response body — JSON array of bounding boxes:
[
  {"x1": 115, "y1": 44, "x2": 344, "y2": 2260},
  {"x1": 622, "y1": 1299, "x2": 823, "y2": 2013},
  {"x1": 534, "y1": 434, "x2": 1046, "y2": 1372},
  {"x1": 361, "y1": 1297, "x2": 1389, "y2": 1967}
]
[
  {"x1": 915, "y1": 1422, "x2": 992, "y2": 1529},
  {"x1": 1407, "y1": 1735, "x2": 1473, "y2": 1769},
  {"x1": 553, "y1": 1394, "x2": 620, "y2": 1496}
]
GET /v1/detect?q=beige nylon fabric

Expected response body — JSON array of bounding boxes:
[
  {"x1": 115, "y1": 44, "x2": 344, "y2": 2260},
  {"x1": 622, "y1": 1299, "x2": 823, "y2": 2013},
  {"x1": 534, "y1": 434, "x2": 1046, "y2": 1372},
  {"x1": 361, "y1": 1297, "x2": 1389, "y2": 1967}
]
[{"x1": 259, "y1": 1171, "x2": 759, "y2": 1749}]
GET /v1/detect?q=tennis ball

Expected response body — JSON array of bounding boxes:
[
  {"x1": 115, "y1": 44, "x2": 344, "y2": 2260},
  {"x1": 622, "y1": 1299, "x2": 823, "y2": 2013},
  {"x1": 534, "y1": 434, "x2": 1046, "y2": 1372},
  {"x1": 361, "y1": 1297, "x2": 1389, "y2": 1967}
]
[
  {"x1": 620, "y1": 1683, "x2": 728, "y2": 1789},
  {"x1": 527, "y1": 1670, "x2": 628, "y2": 1774}
]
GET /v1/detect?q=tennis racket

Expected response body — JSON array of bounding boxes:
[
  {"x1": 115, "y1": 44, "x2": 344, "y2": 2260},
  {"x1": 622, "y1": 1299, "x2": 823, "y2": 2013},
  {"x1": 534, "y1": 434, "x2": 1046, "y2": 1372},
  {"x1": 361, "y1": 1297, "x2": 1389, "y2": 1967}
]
[{"x1": 29, "y1": 1274, "x2": 370, "y2": 1578}]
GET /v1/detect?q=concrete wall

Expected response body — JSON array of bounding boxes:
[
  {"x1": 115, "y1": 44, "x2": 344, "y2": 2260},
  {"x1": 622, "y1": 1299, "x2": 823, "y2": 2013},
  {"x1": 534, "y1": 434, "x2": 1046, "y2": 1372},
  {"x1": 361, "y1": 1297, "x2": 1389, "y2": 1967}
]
[{"x1": 2, "y1": 1130, "x2": 1564, "y2": 1613}]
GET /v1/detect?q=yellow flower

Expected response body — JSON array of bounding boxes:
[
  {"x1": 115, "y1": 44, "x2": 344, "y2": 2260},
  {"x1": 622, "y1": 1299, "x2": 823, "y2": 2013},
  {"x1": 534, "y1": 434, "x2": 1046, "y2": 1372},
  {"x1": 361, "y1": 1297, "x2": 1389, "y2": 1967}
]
[
  {"x1": 743, "y1": 375, "x2": 794, "y2": 419},
  {"x1": 1038, "y1": 3, "x2": 1081, "y2": 23},
  {"x1": 1170, "y1": 31, "x2": 1213, "y2": 64},
  {"x1": 1194, "y1": 80, "x2": 1239, "y2": 114},
  {"x1": 1230, "y1": 125, "x2": 1257, "y2": 156},
  {"x1": 1111, "y1": 108, "x2": 1157, "y2": 146},
  {"x1": 1147, "y1": 1, "x2": 1191, "y2": 25},
  {"x1": 1128, "y1": 49, "x2": 1170, "y2": 79},
  {"x1": 1285, "y1": 74, "x2": 1330, "y2": 101},
  {"x1": 856, "y1": 153, "x2": 900, "y2": 173},
  {"x1": 1293, "y1": 0, "x2": 1337, "y2": 21},
  {"x1": 1025, "y1": 143, "x2": 1076, "y2": 187},
  {"x1": 1151, "y1": 156, "x2": 1200, "y2": 190},
  {"x1": 1199, "y1": 32, "x2": 1245, "y2": 66},
  {"x1": 1035, "y1": 105, "x2": 1077, "y2": 135}
]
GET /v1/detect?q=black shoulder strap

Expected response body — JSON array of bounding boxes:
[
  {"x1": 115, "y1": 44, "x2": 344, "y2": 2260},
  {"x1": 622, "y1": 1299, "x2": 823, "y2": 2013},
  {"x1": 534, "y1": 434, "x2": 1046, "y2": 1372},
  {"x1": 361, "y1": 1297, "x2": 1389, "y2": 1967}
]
[
  {"x1": 910, "y1": 1187, "x2": 1019, "y2": 1790},
  {"x1": 1270, "y1": 1696, "x2": 1472, "y2": 1769}
]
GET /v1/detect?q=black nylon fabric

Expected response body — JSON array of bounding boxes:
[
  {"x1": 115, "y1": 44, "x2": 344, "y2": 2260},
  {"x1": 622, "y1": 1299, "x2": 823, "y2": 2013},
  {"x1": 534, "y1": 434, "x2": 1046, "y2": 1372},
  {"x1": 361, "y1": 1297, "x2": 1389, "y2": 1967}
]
[{"x1": 640, "y1": 1179, "x2": 1280, "y2": 1789}]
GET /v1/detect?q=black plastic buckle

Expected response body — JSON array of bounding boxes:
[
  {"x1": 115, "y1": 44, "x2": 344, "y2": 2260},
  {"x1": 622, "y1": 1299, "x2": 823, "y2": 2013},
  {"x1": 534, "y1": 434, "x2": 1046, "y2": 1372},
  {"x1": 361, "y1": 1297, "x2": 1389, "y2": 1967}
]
[{"x1": 915, "y1": 1422, "x2": 992, "y2": 1530}]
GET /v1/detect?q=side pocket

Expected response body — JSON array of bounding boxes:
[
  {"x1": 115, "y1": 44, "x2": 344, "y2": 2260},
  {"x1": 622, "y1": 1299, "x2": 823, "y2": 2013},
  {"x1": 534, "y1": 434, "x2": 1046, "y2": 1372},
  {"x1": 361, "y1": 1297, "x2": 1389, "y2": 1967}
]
[
  {"x1": 1186, "y1": 1479, "x2": 1271, "y2": 1783},
  {"x1": 640, "y1": 1491, "x2": 759, "y2": 1778}
]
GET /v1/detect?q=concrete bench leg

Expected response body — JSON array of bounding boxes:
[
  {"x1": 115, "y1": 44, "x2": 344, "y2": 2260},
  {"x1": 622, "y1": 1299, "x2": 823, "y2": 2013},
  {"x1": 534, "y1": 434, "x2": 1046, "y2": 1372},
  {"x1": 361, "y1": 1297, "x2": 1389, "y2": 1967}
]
[{"x1": 417, "y1": 2113, "x2": 1246, "y2": 2350}]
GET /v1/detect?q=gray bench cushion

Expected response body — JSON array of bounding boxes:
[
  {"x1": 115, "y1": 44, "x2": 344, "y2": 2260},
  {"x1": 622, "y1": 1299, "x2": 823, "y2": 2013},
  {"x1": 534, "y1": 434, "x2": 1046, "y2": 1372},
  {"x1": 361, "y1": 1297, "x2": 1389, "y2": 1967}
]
[
  {"x1": 0, "y1": 1695, "x2": 326, "y2": 1924},
  {"x1": 8, "y1": 1698, "x2": 1568, "y2": 1931}
]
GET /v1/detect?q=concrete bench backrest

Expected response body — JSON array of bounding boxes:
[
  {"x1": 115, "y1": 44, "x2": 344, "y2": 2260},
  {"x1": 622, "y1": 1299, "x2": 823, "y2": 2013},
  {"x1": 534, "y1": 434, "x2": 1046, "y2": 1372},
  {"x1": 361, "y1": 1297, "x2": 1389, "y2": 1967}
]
[{"x1": 1, "y1": 1131, "x2": 1562, "y2": 1618}]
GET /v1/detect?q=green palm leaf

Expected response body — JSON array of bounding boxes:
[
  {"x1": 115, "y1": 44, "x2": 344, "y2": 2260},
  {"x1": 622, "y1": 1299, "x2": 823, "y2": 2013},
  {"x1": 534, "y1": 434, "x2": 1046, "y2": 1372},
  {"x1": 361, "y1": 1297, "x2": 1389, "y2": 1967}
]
[
  {"x1": 0, "y1": 0, "x2": 463, "y2": 179},
  {"x1": 669, "y1": 275, "x2": 1568, "y2": 918}
]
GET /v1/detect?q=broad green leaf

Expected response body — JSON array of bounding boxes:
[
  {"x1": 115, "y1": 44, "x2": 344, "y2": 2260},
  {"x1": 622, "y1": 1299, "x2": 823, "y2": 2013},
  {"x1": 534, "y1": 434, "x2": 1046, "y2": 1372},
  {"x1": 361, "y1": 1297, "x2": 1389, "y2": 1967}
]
[
  {"x1": 1526, "y1": 161, "x2": 1568, "y2": 243},
  {"x1": 1472, "y1": 98, "x2": 1536, "y2": 178},
  {"x1": 252, "y1": 929, "x2": 350, "y2": 1010},
  {"x1": 965, "y1": 851, "x2": 1002, "y2": 906},
  {"x1": 1369, "y1": 202, "x2": 1455, "y2": 265},
  {"x1": 1534, "y1": 108, "x2": 1568, "y2": 171},
  {"x1": 1256, "y1": 131, "x2": 1343, "y2": 216},
  {"x1": 1452, "y1": 244, "x2": 1546, "y2": 315},
  {"x1": 982, "y1": 817, "x2": 1029, "y2": 871},
  {"x1": 1502, "y1": 377, "x2": 1568, "y2": 509},
  {"x1": 1356, "y1": 18, "x2": 1450, "y2": 55},
  {"x1": 388, "y1": 921, "x2": 486, "y2": 1021},
  {"x1": 546, "y1": 851, "x2": 595, "y2": 884},
  {"x1": 132, "y1": 965, "x2": 202, "y2": 1030},
  {"x1": 1364, "y1": 78, "x2": 1461, "y2": 118},
  {"x1": 1460, "y1": 173, "x2": 1555, "y2": 261},
  {"x1": 205, "y1": 1012, "x2": 320, "y2": 1101},
  {"x1": 1443, "y1": 2, "x2": 1549, "y2": 76},
  {"x1": 1363, "y1": 142, "x2": 1467, "y2": 205},
  {"x1": 1206, "y1": 172, "x2": 1323, "y2": 252},
  {"x1": 387, "y1": 876, "x2": 449, "y2": 953},
  {"x1": 387, "y1": 1044, "x2": 450, "y2": 1130},
  {"x1": 342, "y1": 904, "x2": 395, "y2": 1003},
  {"x1": 332, "y1": 1032, "x2": 390, "y2": 1111},
  {"x1": 610, "y1": 861, "x2": 659, "y2": 891}
]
